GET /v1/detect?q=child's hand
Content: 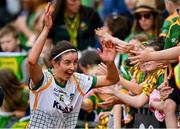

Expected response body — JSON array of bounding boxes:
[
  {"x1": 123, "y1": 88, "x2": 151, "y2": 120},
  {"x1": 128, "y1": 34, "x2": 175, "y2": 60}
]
[
  {"x1": 128, "y1": 46, "x2": 150, "y2": 65},
  {"x1": 98, "y1": 96, "x2": 121, "y2": 109},
  {"x1": 159, "y1": 85, "x2": 173, "y2": 100},
  {"x1": 158, "y1": 79, "x2": 174, "y2": 101},
  {"x1": 44, "y1": 2, "x2": 54, "y2": 30},
  {"x1": 98, "y1": 112, "x2": 109, "y2": 120},
  {"x1": 95, "y1": 27, "x2": 111, "y2": 40},
  {"x1": 95, "y1": 86, "x2": 116, "y2": 95},
  {"x1": 115, "y1": 44, "x2": 134, "y2": 54}
]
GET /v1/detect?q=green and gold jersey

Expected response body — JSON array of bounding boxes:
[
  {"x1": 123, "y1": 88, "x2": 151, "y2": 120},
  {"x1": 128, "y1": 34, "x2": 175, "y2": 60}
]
[
  {"x1": 142, "y1": 69, "x2": 165, "y2": 97},
  {"x1": 164, "y1": 19, "x2": 180, "y2": 49},
  {"x1": 160, "y1": 11, "x2": 179, "y2": 38}
]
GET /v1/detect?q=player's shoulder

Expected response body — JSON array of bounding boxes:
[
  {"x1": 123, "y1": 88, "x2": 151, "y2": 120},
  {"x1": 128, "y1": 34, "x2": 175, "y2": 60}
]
[{"x1": 73, "y1": 72, "x2": 92, "y2": 81}]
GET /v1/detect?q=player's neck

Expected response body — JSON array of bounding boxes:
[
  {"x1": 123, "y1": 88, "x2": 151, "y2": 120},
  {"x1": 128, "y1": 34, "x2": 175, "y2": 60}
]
[
  {"x1": 55, "y1": 77, "x2": 66, "y2": 85},
  {"x1": 51, "y1": 69, "x2": 66, "y2": 85}
]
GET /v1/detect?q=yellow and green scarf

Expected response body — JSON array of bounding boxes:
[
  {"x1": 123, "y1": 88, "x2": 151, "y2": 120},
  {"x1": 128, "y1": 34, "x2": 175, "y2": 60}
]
[{"x1": 64, "y1": 13, "x2": 80, "y2": 47}]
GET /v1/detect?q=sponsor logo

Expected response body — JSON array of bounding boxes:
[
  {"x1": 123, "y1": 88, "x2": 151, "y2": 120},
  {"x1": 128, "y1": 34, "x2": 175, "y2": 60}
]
[
  {"x1": 53, "y1": 92, "x2": 59, "y2": 97},
  {"x1": 59, "y1": 94, "x2": 64, "y2": 102},
  {"x1": 53, "y1": 100, "x2": 73, "y2": 113},
  {"x1": 171, "y1": 38, "x2": 176, "y2": 43},
  {"x1": 54, "y1": 88, "x2": 66, "y2": 94},
  {"x1": 69, "y1": 93, "x2": 74, "y2": 101}
]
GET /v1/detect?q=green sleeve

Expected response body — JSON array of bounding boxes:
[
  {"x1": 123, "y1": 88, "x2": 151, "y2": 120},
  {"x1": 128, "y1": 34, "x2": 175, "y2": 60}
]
[
  {"x1": 21, "y1": 88, "x2": 29, "y2": 105},
  {"x1": 121, "y1": 65, "x2": 132, "y2": 81},
  {"x1": 164, "y1": 22, "x2": 180, "y2": 49},
  {"x1": 89, "y1": 76, "x2": 97, "y2": 90},
  {"x1": 156, "y1": 74, "x2": 164, "y2": 89},
  {"x1": 30, "y1": 76, "x2": 44, "y2": 91},
  {"x1": 160, "y1": 20, "x2": 171, "y2": 37},
  {"x1": 88, "y1": 94, "x2": 97, "y2": 110}
]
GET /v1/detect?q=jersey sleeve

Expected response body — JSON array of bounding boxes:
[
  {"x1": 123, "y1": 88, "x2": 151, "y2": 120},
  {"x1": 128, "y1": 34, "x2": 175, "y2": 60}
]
[
  {"x1": 75, "y1": 73, "x2": 97, "y2": 94},
  {"x1": 160, "y1": 20, "x2": 171, "y2": 37},
  {"x1": 29, "y1": 71, "x2": 51, "y2": 92}
]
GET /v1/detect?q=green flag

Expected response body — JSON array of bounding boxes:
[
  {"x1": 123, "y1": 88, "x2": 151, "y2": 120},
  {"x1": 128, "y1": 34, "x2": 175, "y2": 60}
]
[{"x1": 0, "y1": 52, "x2": 27, "y2": 81}]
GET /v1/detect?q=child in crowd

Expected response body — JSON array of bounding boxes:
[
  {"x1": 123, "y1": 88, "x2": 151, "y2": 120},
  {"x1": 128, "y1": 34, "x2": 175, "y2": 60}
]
[
  {"x1": 104, "y1": 13, "x2": 130, "y2": 41},
  {"x1": 96, "y1": 49, "x2": 171, "y2": 113},
  {"x1": 0, "y1": 24, "x2": 30, "y2": 83},
  {"x1": 160, "y1": 0, "x2": 180, "y2": 49},
  {"x1": 0, "y1": 68, "x2": 29, "y2": 128},
  {"x1": 0, "y1": 24, "x2": 30, "y2": 52}
]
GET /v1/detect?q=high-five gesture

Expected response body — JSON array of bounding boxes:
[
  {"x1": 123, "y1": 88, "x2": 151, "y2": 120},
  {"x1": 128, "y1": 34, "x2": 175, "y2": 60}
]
[
  {"x1": 95, "y1": 27, "x2": 132, "y2": 54},
  {"x1": 98, "y1": 40, "x2": 116, "y2": 63}
]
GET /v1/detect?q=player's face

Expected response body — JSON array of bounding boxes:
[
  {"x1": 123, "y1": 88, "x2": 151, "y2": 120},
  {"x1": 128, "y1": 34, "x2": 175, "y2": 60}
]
[{"x1": 56, "y1": 52, "x2": 78, "y2": 81}]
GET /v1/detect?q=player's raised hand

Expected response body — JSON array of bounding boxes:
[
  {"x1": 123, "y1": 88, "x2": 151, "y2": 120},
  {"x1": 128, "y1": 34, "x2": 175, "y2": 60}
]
[
  {"x1": 98, "y1": 40, "x2": 116, "y2": 63},
  {"x1": 44, "y1": 2, "x2": 54, "y2": 30}
]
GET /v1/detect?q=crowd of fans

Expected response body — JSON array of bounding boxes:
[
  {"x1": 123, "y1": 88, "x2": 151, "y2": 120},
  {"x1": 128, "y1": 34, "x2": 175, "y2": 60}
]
[{"x1": 0, "y1": 0, "x2": 179, "y2": 128}]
